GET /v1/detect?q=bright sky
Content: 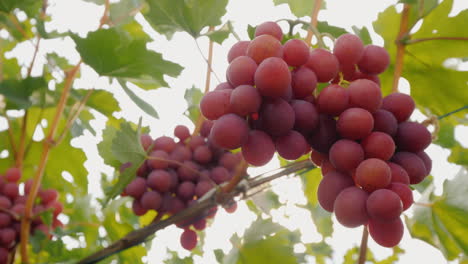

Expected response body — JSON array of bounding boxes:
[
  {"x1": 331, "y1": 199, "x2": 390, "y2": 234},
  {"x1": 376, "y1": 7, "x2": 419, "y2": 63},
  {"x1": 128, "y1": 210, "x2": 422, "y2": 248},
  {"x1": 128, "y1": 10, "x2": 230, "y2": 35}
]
[{"x1": 2, "y1": 0, "x2": 468, "y2": 263}]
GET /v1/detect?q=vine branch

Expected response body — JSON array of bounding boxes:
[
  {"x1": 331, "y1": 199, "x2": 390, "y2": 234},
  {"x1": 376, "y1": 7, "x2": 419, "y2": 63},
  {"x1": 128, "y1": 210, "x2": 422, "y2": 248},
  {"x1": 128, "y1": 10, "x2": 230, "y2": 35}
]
[
  {"x1": 305, "y1": 0, "x2": 322, "y2": 45},
  {"x1": 78, "y1": 160, "x2": 314, "y2": 264},
  {"x1": 193, "y1": 26, "x2": 215, "y2": 136},
  {"x1": 358, "y1": 226, "x2": 369, "y2": 264},
  {"x1": 392, "y1": 4, "x2": 411, "y2": 93},
  {"x1": 19, "y1": 62, "x2": 81, "y2": 263}
]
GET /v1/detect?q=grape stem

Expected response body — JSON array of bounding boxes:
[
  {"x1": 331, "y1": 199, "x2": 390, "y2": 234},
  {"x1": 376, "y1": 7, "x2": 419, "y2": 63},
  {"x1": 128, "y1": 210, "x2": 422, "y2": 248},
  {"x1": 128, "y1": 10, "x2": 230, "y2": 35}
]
[
  {"x1": 358, "y1": 226, "x2": 369, "y2": 264},
  {"x1": 392, "y1": 4, "x2": 411, "y2": 93},
  {"x1": 77, "y1": 160, "x2": 314, "y2": 264},
  {"x1": 305, "y1": 0, "x2": 322, "y2": 45},
  {"x1": 193, "y1": 26, "x2": 215, "y2": 136}
]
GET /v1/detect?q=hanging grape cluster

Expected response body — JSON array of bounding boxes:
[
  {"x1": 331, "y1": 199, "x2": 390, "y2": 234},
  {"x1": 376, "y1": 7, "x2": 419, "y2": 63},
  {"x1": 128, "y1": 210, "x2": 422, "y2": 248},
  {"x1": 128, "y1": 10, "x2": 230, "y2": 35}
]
[
  {"x1": 121, "y1": 121, "x2": 242, "y2": 250},
  {"x1": 0, "y1": 168, "x2": 63, "y2": 262},
  {"x1": 200, "y1": 21, "x2": 432, "y2": 248}
]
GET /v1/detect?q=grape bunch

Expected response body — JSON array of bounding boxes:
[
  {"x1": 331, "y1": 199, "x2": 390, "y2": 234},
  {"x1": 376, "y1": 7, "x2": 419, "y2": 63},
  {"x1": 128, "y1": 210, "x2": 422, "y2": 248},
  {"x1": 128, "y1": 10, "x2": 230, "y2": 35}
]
[
  {"x1": 0, "y1": 168, "x2": 64, "y2": 263},
  {"x1": 306, "y1": 36, "x2": 432, "y2": 247},
  {"x1": 121, "y1": 121, "x2": 242, "y2": 251}
]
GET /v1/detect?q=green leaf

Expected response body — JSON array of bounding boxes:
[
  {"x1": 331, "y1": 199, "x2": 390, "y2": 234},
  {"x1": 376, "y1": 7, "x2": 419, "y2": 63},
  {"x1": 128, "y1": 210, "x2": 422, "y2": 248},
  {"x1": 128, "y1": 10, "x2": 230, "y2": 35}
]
[
  {"x1": 407, "y1": 0, "x2": 439, "y2": 29},
  {"x1": 273, "y1": 0, "x2": 325, "y2": 18},
  {"x1": 184, "y1": 86, "x2": 203, "y2": 124},
  {"x1": 316, "y1": 21, "x2": 347, "y2": 38},
  {"x1": 0, "y1": 77, "x2": 47, "y2": 109},
  {"x1": 118, "y1": 79, "x2": 159, "y2": 119},
  {"x1": 71, "y1": 89, "x2": 120, "y2": 117},
  {"x1": 434, "y1": 120, "x2": 456, "y2": 148},
  {"x1": 72, "y1": 28, "x2": 183, "y2": 89},
  {"x1": 374, "y1": 0, "x2": 468, "y2": 117},
  {"x1": 352, "y1": 26, "x2": 372, "y2": 45},
  {"x1": 0, "y1": 0, "x2": 41, "y2": 17},
  {"x1": 305, "y1": 241, "x2": 333, "y2": 264},
  {"x1": 101, "y1": 119, "x2": 148, "y2": 203},
  {"x1": 448, "y1": 144, "x2": 468, "y2": 166},
  {"x1": 300, "y1": 168, "x2": 322, "y2": 206},
  {"x1": 247, "y1": 25, "x2": 256, "y2": 40},
  {"x1": 109, "y1": 0, "x2": 144, "y2": 26},
  {"x1": 98, "y1": 123, "x2": 120, "y2": 169},
  {"x1": 250, "y1": 190, "x2": 281, "y2": 213},
  {"x1": 205, "y1": 22, "x2": 231, "y2": 44},
  {"x1": 309, "y1": 204, "x2": 333, "y2": 238},
  {"x1": 143, "y1": 0, "x2": 229, "y2": 38},
  {"x1": 406, "y1": 169, "x2": 468, "y2": 259}
]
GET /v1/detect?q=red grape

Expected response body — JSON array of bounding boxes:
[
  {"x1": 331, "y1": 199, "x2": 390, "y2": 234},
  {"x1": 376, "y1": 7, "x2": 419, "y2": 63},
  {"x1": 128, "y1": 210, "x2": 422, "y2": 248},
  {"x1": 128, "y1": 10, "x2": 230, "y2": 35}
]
[
  {"x1": 361, "y1": 132, "x2": 395, "y2": 160},
  {"x1": 275, "y1": 130, "x2": 308, "y2": 160},
  {"x1": 210, "y1": 114, "x2": 249, "y2": 149},
  {"x1": 382, "y1": 93, "x2": 415, "y2": 122},
  {"x1": 368, "y1": 217, "x2": 404, "y2": 248},
  {"x1": 388, "y1": 183, "x2": 413, "y2": 211},
  {"x1": 337, "y1": 108, "x2": 374, "y2": 140},
  {"x1": 283, "y1": 39, "x2": 309, "y2": 66},
  {"x1": 387, "y1": 162, "x2": 410, "y2": 185},
  {"x1": 334, "y1": 187, "x2": 369, "y2": 228},
  {"x1": 291, "y1": 100, "x2": 319, "y2": 133},
  {"x1": 259, "y1": 97, "x2": 295, "y2": 137},
  {"x1": 241, "y1": 130, "x2": 275, "y2": 166},
  {"x1": 227, "y1": 56, "x2": 257, "y2": 87},
  {"x1": 347, "y1": 79, "x2": 382, "y2": 113},
  {"x1": 317, "y1": 84, "x2": 349, "y2": 116},
  {"x1": 147, "y1": 170, "x2": 172, "y2": 192},
  {"x1": 357, "y1": 45, "x2": 390, "y2": 75},
  {"x1": 367, "y1": 189, "x2": 402, "y2": 221},
  {"x1": 392, "y1": 152, "x2": 427, "y2": 184},
  {"x1": 329, "y1": 139, "x2": 365, "y2": 172},
  {"x1": 200, "y1": 90, "x2": 232, "y2": 121},
  {"x1": 141, "y1": 191, "x2": 162, "y2": 210},
  {"x1": 174, "y1": 125, "x2": 190, "y2": 142},
  {"x1": 317, "y1": 171, "x2": 354, "y2": 212},
  {"x1": 230, "y1": 85, "x2": 262, "y2": 116},
  {"x1": 227, "y1": 41, "x2": 250, "y2": 63},
  {"x1": 333, "y1": 34, "x2": 364, "y2": 65},
  {"x1": 247, "y1": 35, "x2": 283, "y2": 64},
  {"x1": 395, "y1": 122, "x2": 431, "y2": 153},
  {"x1": 255, "y1": 57, "x2": 291, "y2": 98},
  {"x1": 180, "y1": 229, "x2": 198, "y2": 250},
  {"x1": 305, "y1": 48, "x2": 339, "y2": 82},
  {"x1": 372, "y1": 109, "x2": 398, "y2": 136},
  {"x1": 291, "y1": 66, "x2": 317, "y2": 99},
  {"x1": 355, "y1": 158, "x2": 391, "y2": 192},
  {"x1": 254, "y1": 21, "x2": 283, "y2": 41}
]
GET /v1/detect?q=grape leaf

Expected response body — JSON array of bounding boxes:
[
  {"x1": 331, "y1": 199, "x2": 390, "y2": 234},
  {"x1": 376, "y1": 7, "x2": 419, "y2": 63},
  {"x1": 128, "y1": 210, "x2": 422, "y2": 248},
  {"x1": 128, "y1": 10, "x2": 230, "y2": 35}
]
[
  {"x1": 352, "y1": 26, "x2": 372, "y2": 45},
  {"x1": 406, "y1": 169, "x2": 468, "y2": 260},
  {"x1": 72, "y1": 28, "x2": 183, "y2": 89},
  {"x1": 118, "y1": 79, "x2": 159, "y2": 119},
  {"x1": 143, "y1": 0, "x2": 228, "y2": 39},
  {"x1": 0, "y1": 77, "x2": 47, "y2": 110},
  {"x1": 204, "y1": 22, "x2": 231, "y2": 44},
  {"x1": 109, "y1": 0, "x2": 144, "y2": 26},
  {"x1": 300, "y1": 168, "x2": 322, "y2": 206},
  {"x1": 273, "y1": 0, "x2": 325, "y2": 18},
  {"x1": 316, "y1": 21, "x2": 347, "y2": 38},
  {"x1": 184, "y1": 86, "x2": 203, "y2": 124},
  {"x1": 71, "y1": 89, "x2": 121, "y2": 117}
]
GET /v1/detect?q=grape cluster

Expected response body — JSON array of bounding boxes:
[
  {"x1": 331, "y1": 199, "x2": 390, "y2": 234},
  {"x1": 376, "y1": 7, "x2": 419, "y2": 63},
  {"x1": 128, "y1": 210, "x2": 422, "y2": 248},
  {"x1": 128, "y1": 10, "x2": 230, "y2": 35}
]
[
  {"x1": 121, "y1": 121, "x2": 242, "y2": 251},
  {"x1": 0, "y1": 168, "x2": 64, "y2": 262},
  {"x1": 306, "y1": 36, "x2": 432, "y2": 247}
]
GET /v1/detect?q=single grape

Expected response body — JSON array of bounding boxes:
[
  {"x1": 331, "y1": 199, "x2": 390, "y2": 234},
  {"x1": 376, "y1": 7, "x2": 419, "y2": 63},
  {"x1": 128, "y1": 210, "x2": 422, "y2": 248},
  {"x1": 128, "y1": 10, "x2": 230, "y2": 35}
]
[
  {"x1": 200, "y1": 90, "x2": 232, "y2": 121},
  {"x1": 39, "y1": 189, "x2": 59, "y2": 204},
  {"x1": 0, "y1": 197, "x2": 11, "y2": 209},
  {"x1": 241, "y1": 130, "x2": 275, "y2": 166},
  {"x1": 132, "y1": 199, "x2": 148, "y2": 216},
  {"x1": 180, "y1": 229, "x2": 198, "y2": 251},
  {"x1": 283, "y1": 39, "x2": 309, "y2": 66},
  {"x1": 177, "y1": 181, "x2": 196, "y2": 200},
  {"x1": 320, "y1": 159, "x2": 336, "y2": 175},
  {"x1": 392, "y1": 152, "x2": 427, "y2": 184},
  {"x1": 306, "y1": 115, "x2": 338, "y2": 154},
  {"x1": 310, "y1": 150, "x2": 326, "y2": 167},
  {"x1": 317, "y1": 84, "x2": 349, "y2": 116},
  {"x1": 230, "y1": 85, "x2": 262, "y2": 116},
  {"x1": 5, "y1": 168, "x2": 21, "y2": 182},
  {"x1": 147, "y1": 170, "x2": 172, "y2": 192},
  {"x1": 275, "y1": 130, "x2": 308, "y2": 160},
  {"x1": 195, "y1": 181, "x2": 214, "y2": 198},
  {"x1": 291, "y1": 100, "x2": 319, "y2": 133},
  {"x1": 395, "y1": 122, "x2": 431, "y2": 153},
  {"x1": 259, "y1": 97, "x2": 295, "y2": 137},
  {"x1": 0, "y1": 228, "x2": 16, "y2": 247},
  {"x1": 255, "y1": 57, "x2": 291, "y2": 98},
  {"x1": 2, "y1": 183, "x2": 18, "y2": 199},
  {"x1": 227, "y1": 56, "x2": 257, "y2": 87},
  {"x1": 382, "y1": 93, "x2": 415, "y2": 122},
  {"x1": 124, "y1": 177, "x2": 147, "y2": 199},
  {"x1": 193, "y1": 145, "x2": 212, "y2": 164},
  {"x1": 210, "y1": 166, "x2": 232, "y2": 184},
  {"x1": 329, "y1": 139, "x2": 365, "y2": 172},
  {"x1": 334, "y1": 187, "x2": 369, "y2": 228},
  {"x1": 305, "y1": 48, "x2": 339, "y2": 82},
  {"x1": 169, "y1": 145, "x2": 192, "y2": 164},
  {"x1": 347, "y1": 79, "x2": 382, "y2": 113},
  {"x1": 291, "y1": 66, "x2": 317, "y2": 99},
  {"x1": 227, "y1": 41, "x2": 250, "y2": 63},
  {"x1": 140, "y1": 134, "x2": 153, "y2": 151},
  {"x1": 361, "y1": 132, "x2": 395, "y2": 160},
  {"x1": 214, "y1": 82, "x2": 234, "y2": 91},
  {"x1": 388, "y1": 183, "x2": 413, "y2": 211},
  {"x1": 417, "y1": 151, "x2": 432, "y2": 175},
  {"x1": 368, "y1": 217, "x2": 404, "y2": 248},
  {"x1": 254, "y1": 21, "x2": 283, "y2": 41},
  {"x1": 224, "y1": 201, "x2": 238, "y2": 214},
  {"x1": 188, "y1": 135, "x2": 205, "y2": 151},
  {"x1": 317, "y1": 171, "x2": 354, "y2": 212},
  {"x1": 210, "y1": 114, "x2": 249, "y2": 149},
  {"x1": 219, "y1": 152, "x2": 241, "y2": 171},
  {"x1": 387, "y1": 162, "x2": 410, "y2": 184},
  {"x1": 372, "y1": 109, "x2": 398, "y2": 136},
  {"x1": 333, "y1": 34, "x2": 364, "y2": 65},
  {"x1": 147, "y1": 150, "x2": 170, "y2": 170},
  {"x1": 177, "y1": 161, "x2": 200, "y2": 182},
  {"x1": 247, "y1": 35, "x2": 283, "y2": 64},
  {"x1": 355, "y1": 158, "x2": 391, "y2": 192},
  {"x1": 357, "y1": 45, "x2": 390, "y2": 74},
  {"x1": 193, "y1": 218, "x2": 207, "y2": 231},
  {"x1": 141, "y1": 191, "x2": 162, "y2": 210},
  {"x1": 154, "y1": 136, "x2": 176, "y2": 153},
  {"x1": 337, "y1": 108, "x2": 374, "y2": 140},
  {"x1": 174, "y1": 125, "x2": 191, "y2": 142},
  {"x1": 367, "y1": 189, "x2": 403, "y2": 221},
  {"x1": 0, "y1": 213, "x2": 11, "y2": 229}
]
